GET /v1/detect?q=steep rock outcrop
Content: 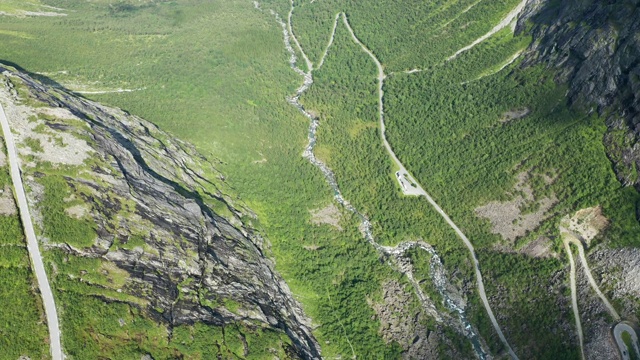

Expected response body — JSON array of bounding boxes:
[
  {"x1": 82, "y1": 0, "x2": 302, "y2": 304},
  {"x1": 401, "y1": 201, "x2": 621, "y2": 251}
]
[
  {"x1": 0, "y1": 65, "x2": 321, "y2": 359},
  {"x1": 517, "y1": 0, "x2": 640, "y2": 188}
]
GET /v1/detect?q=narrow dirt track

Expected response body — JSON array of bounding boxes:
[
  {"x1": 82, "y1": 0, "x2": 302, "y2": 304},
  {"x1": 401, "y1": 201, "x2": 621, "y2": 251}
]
[
  {"x1": 316, "y1": 13, "x2": 340, "y2": 70},
  {"x1": 447, "y1": 0, "x2": 528, "y2": 60}
]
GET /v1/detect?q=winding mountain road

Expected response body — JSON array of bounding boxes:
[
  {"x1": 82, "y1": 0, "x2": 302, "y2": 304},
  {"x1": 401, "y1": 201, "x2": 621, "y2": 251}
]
[
  {"x1": 341, "y1": 14, "x2": 519, "y2": 360},
  {"x1": 562, "y1": 229, "x2": 620, "y2": 320},
  {"x1": 280, "y1": 1, "x2": 524, "y2": 357},
  {"x1": 561, "y1": 226, "x2": 640, "y2": 360},
  {"x1": 0, "y1": 101, "x2": 63, "y2": 360}
]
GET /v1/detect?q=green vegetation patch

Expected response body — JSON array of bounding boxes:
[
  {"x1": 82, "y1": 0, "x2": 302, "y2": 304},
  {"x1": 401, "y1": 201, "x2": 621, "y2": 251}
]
[
  {"x1": 0, "y1": 215, "x2": 23, "y2": 245},
  {"x1": 475, "y1": 251, "x2": 579, "y2": 358},
  {"x1": 23, "y1": 136, "x2": 44, "y2": 152},
  {"x1": 622, "y1": 330, "x2": 640, "y2": 360},
  {"x1": 56, "y1": 290, "x2": 296, "y2": 359},
  {"x1": 0, "y1": 267, "x2": 50, "y2": 359},
  {"x1": 0, "y1": 0, "x2": 51, "y2": 15},
  {"x1": 0, "y1": 244, "x2": 30, "y2": 268},
  {"x1": 294, "y1": 0, "x2": 639, "y2": 354},
  {"x1": 37, "y1": 175, "x2": 97, "y2": 248}
]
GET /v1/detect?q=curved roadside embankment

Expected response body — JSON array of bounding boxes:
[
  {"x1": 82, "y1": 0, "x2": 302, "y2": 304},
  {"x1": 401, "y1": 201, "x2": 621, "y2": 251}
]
[
  {"x1": 341, "y1": 13, "x2": 519, "y2": 360},
  {"x1": 0, "y1": 101, "x2": 63, "y2": 360}
]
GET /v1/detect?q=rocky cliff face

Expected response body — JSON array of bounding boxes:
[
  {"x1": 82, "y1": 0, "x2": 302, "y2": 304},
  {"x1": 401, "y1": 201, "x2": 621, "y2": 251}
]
[
  {"x1": 0, "y1": 65, "x2": 320, "y2": 359},
  {"x1": 517, "y1": 0, "x2": 640, "y2": 189}
]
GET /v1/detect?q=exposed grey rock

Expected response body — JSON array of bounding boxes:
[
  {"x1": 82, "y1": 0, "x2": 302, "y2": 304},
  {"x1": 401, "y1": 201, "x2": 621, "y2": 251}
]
[
  {"x1": 373, "y1": 280, "x2": 435, "y2": 358},
  {"x1": 590, "y1": 247, "x2": 640, "y2": 322}
]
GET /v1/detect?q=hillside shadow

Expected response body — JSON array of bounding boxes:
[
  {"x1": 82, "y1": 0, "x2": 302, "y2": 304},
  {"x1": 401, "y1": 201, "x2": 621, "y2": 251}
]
[{"x1": 0, "y1": 59, "x2": 103, "y2": 102}]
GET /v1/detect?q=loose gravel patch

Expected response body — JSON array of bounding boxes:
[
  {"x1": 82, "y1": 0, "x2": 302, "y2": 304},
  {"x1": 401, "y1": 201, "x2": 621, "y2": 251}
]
[
  {"x1": 309, "y1": 203, "x2": 343, "y2": 230},
  {"x1": 475, "y1": 172, "x2": 557, "y2": 241},
  {"x1": 0, "y1": 90, "x2": 93, "y2": 167},
  {"x1": 0, "y1": 186, "x2": 17, "y2": 215}
]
